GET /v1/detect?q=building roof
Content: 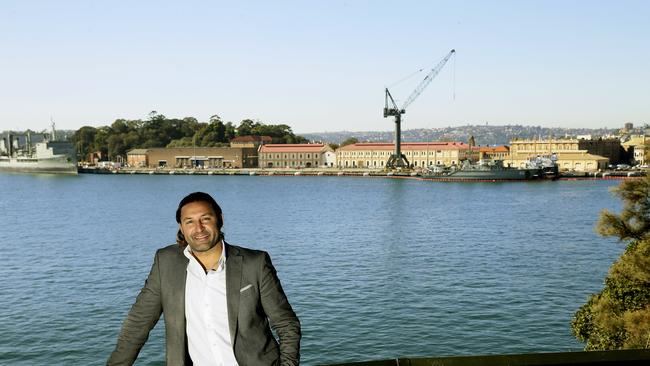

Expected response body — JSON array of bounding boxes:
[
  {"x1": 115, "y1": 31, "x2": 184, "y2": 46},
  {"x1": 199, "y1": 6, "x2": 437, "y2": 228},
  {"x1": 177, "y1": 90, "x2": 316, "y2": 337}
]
[
  {"x1": 337, "y1": 142, "x2": 478, "y2": 151},
  {"x1": 127, "y1": 149, "x2": 150, "y2": 155},
  {"x1": 511, "y1": 137, "x2": 620, "y2": 144},
  {"x1": 479, "y1": 145, "x2": 509, "y2": 153},
  {"x1": 230, "y1": 135, "x2": 272, "y2": 143},
  {"x1": 259, "y1": 144, "x2": 331, "y2": 153},
  {"x1": 554, "y1": 151, "x2": 609, "y2": 161},
  {"x1": 621, "y1": 135, "x2": 647, "y2": 147}
]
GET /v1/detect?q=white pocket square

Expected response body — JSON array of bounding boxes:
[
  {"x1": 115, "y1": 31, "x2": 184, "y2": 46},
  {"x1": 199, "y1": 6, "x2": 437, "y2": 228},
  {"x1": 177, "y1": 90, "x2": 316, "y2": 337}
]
[{"x1": 240, "y1": 284, "x2": 253, "y2": 293}]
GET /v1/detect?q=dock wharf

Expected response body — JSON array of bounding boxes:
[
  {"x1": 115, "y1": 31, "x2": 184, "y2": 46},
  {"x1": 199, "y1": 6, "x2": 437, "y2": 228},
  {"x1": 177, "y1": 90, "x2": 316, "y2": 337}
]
[
  {"x1": 78, "y1": 167, "x2": 414, "y2": 178},
  {"x1": 78, "y1": 167, "x2": 646, "y2": 180}
]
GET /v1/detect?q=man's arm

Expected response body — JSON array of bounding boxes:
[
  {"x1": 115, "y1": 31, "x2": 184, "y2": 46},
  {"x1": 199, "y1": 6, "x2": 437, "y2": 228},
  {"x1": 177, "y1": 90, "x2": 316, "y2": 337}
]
[
  {"x1": 107, "y1": 250, "x2": 163, "y2": 366},
  {"x1": 259, "y1": 252, "x2": 301, "y2": 366}
]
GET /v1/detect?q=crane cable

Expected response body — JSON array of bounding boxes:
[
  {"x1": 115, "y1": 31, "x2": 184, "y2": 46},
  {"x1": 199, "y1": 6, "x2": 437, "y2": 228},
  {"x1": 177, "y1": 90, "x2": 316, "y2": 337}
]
[
  {"x1": 452, "y1": 52, "x2": 456, "y2": 101},
  {"x1": 387, "y1": 68, "x2": 424, "y2": 89}
]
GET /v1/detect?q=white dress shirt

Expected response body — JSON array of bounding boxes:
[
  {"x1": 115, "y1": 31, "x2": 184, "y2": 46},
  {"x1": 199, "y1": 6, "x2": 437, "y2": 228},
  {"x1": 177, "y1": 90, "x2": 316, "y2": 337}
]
[{"x1": 184, "y1": 243, "x2": 239, "y2": 366}]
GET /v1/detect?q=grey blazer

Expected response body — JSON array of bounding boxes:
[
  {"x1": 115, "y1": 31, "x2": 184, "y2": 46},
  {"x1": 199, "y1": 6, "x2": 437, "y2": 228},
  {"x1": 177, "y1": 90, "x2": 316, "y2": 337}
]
[{"x1": 107, "y1": 243, "x2": 301, "y2": 366}]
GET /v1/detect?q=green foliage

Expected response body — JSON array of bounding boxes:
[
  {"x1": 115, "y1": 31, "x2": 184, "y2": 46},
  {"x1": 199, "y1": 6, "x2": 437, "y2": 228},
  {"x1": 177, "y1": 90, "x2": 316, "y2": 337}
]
[
  {"x1": 166, "y1": 137, "x2": 194, "y2": 148},
  {"x1": 572, "y1": 176, "x2": 650, "y2": 350},
  {"x1": 73, "y1": 113, "x2": 307, "y2": 162},
  {"x1": 236, "y1": 119, "x2": 307, "y2": 144},
  {"x1": 340, "y1": 137, "x2": 359, "y2": 147},
  {"x1": 597, "y1": 177, "x2": 650, "y2": 241},
  {"x1": 73, "y1": 126, "x2": 98, "y2": 159}
]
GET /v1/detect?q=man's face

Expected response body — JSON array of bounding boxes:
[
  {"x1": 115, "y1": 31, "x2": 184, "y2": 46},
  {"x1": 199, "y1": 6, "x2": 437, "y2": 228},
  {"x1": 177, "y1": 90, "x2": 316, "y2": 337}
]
[{"x1": 179, "y1": 201, "x2": 221, "y2": 253}]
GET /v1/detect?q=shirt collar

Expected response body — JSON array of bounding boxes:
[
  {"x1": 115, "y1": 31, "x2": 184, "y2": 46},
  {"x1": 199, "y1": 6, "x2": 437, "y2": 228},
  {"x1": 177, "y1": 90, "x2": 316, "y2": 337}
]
[{"x1": 183, "y1": 240, "x2": 226, "y2": 272}]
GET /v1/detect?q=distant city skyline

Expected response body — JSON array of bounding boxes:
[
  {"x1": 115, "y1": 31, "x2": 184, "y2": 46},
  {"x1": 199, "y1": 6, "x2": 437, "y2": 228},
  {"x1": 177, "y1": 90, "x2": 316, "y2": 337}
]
[{"x1": 1, "y1": 0, "x2": 648, "y2": 134}]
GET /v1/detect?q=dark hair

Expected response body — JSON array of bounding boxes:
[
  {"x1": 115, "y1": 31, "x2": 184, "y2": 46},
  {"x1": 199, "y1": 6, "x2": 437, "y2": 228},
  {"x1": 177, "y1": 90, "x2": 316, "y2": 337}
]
[{"x1": 176, "y1": 192, "x2": 224, "y2": 247}]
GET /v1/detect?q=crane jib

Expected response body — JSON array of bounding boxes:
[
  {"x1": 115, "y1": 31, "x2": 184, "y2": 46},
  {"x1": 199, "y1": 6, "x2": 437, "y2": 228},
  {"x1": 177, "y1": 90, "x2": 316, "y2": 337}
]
[{"x1": 383, "y1": 49, "x2": 455, "y2": 169}]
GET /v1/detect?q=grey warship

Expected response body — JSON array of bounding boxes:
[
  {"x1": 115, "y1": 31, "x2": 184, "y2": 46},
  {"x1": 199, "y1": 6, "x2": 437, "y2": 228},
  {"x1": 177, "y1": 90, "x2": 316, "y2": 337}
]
[
  {"x1": 0, "y1": 125, "x2": 77, "y2": 175},
  {"x1": 421, "y1": 159, "x2": 552, "y2": 182}
]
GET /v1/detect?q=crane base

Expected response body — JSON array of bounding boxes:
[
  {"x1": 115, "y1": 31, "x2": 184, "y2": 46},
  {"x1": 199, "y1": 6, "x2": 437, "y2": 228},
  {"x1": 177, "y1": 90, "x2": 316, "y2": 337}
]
[{"x1": 386, "y1": 154, "x2": 410, "y2": 169}]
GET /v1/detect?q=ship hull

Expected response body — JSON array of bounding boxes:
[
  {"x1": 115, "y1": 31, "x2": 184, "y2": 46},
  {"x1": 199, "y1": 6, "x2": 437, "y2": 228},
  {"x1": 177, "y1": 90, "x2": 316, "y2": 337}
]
[
  {"x1": 0, "y1": 158, "x2": 78, "y2": 175},
  {"x1": 422, "y1": 168, "x2": 542, "y2": 181}
]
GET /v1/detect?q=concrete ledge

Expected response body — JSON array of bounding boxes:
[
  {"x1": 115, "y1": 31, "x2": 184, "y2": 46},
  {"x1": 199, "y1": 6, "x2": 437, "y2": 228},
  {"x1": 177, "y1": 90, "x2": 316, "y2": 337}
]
[{"x1": 322, "y1": 349, "x2": 650, "y2": 366}]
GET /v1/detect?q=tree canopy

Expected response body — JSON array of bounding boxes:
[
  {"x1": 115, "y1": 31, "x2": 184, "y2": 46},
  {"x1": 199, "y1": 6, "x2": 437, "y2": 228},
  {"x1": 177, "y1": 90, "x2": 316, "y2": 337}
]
[
  {"x1": 571, "y1": 176, "x2": 650, "y2": 350},
  {"x1": 72, "y1": 113, "x2": 306, "y2": 161},
  {"x1": 340, "y1": 137, "x2": 359, "y2": 147}
]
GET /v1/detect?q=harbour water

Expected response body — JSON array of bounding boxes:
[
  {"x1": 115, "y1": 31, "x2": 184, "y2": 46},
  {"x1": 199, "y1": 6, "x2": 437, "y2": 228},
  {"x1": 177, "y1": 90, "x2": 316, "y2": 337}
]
[{"x1": 0, "y1": 173, "x2": 625, "y2": 365}]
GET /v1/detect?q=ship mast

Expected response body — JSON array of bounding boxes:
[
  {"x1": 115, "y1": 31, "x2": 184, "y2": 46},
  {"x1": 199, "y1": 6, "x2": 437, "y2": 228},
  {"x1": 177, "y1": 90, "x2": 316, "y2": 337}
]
[{"x1": 50, "y1": 117, "x2": 57, "y2": 142}]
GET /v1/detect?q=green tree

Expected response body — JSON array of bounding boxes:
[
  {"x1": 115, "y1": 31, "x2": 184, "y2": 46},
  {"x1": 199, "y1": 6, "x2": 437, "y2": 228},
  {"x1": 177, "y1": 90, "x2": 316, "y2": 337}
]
[
  {"x1": 235, "y1": 119, "x2": 306, "y2": 144},
  {"x1": 597, "y1": 178, "x2": 650, "y2": 241},
  {"x1": 236, "y1": 119, "x2": 256, "y2": 137},
  {"x1": 340, "y1": 137, "x2": 359, "y2": 147},
  {"x1": 93, "y1": 127, "x2": 111, "y2": 158},
  {"x1": 107, "y1": 134, "x2": 126, "y2": 159},
  {"x1": 180, "y1": 117, "x2": 200, "y2": 137},
  {"x1": 167, "y1": 136, "x2": 195, "y2": 147},
  {"x1": 72, "y1": 126, "x2": 97, "y2": 161},
  {"x1": 111, "y1": 119, "x2": 129, "y2": 134},
  {"x1": 572, "y1": 176, "x2": 650, "y2": 350},
  {"x1": 195, "y1": 117, "x2": 229, "y2": 147},
  {"x1": 224, "y1": 122, "x2": 236, "y2": 141}
]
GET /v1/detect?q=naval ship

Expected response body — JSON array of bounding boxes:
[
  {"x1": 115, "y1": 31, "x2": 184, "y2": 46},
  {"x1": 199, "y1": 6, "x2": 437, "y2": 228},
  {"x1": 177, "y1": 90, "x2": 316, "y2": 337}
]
[
  {"x1": 421, "y1": 158, "x2": 557, "y2": 182},
  {"x1": 0, "y1": 126, "x2": 77, "y2": 175}
]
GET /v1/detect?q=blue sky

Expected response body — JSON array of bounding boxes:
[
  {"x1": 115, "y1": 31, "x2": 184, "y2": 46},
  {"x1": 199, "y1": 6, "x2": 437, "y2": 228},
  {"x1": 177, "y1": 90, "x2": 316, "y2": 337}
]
[{"x1": 1, "y1": 0, "x2": 648, "y2": 133}]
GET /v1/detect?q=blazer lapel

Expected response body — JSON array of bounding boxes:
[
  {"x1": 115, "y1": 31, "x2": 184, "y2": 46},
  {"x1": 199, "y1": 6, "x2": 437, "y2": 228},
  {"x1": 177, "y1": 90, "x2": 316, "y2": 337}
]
[
  {"x1": 171, "y1": 248, "x2": 189, "y2": 316},
  {"x1": 168, "y1": 246, "x2": 189, "y2": 356},
  {"x1": 225, "y1": 243, "x2": 242, "y2": 345}
]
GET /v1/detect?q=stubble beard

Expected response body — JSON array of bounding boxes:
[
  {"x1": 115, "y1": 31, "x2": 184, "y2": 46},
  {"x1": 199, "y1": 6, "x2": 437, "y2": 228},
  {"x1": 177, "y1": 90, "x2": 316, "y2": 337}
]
[{"x1": 187, "y1": 231, "x2": 221, "y2": 253}]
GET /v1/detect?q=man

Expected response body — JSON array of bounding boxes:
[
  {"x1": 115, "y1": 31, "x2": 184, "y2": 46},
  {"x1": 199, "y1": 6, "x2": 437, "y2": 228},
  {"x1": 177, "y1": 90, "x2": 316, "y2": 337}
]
[{"x1": 108, "y1": 192, "x2": 300, "y2": 365}]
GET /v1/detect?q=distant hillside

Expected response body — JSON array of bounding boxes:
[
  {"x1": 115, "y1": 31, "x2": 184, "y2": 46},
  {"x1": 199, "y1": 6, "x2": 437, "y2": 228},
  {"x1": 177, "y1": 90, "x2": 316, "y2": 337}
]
[{"x1": 301, "y1": 125, "x2": 628, "y2": 146}]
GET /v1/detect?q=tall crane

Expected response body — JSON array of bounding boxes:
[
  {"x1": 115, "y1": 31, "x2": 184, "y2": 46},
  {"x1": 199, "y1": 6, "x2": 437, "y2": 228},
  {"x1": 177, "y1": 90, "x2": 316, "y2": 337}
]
[{"x1": 384, "y1": 49, "x2": 455, "y2": 168}]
